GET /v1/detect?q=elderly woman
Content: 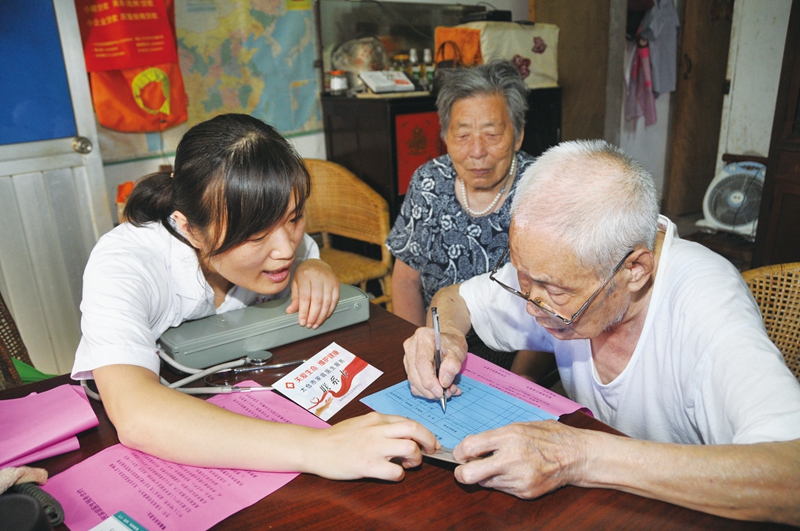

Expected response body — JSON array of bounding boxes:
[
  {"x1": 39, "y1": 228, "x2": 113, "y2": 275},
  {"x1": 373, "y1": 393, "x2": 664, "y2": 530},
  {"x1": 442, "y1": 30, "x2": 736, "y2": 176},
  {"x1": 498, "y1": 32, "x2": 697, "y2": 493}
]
[{"x1": 386, "y1": 60, "x2": 544, "y2": 374}]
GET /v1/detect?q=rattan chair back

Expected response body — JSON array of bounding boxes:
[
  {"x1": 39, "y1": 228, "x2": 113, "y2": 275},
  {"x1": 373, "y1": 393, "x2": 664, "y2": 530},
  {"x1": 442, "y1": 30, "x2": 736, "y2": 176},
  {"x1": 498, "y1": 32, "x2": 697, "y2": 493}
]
[
  {"x1": 303, "y1": 159, "x2": 393, "y2": 311},
  {"x1": 0, "y1": 291, "x2": 32, "y2": 390},
  {"x1": 741, "y1": 262, "x2": 800, "y2": 381}
]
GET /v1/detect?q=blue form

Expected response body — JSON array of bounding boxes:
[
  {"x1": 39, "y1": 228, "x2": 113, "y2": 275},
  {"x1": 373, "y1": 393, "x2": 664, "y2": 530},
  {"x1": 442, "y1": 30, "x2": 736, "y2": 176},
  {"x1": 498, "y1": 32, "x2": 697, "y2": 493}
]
[{"x1": 361, "y1": 376, "x2": 557, "y2": 450}]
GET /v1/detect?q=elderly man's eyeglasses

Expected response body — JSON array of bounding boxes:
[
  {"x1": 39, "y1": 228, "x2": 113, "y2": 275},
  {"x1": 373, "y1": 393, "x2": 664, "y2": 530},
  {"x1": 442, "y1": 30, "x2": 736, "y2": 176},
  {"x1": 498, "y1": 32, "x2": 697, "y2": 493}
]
[{"x1": 489, "y1": 248, "x2": 635, "y2": 325}]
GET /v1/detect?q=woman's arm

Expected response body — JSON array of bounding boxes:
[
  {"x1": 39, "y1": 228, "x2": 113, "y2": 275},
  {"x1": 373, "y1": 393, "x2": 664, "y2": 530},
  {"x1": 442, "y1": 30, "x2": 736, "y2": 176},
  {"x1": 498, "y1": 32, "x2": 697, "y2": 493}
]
[
  {"x1": 94, "y1": 364, "x2": 437, "y2": 480},
  {"x1": 391, "y1": 259, "x2": 426, "y2": 326}
]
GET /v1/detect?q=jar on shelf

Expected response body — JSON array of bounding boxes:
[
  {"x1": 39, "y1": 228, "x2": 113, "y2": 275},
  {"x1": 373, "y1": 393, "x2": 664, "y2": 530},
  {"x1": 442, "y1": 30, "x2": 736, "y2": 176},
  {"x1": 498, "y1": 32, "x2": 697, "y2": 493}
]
[
  {"x1": 391, "y1": 54, "x2": 409, "y2": 74},
  {"x1": 329, "y1": 70, "x2": 348, "y2": 96}
]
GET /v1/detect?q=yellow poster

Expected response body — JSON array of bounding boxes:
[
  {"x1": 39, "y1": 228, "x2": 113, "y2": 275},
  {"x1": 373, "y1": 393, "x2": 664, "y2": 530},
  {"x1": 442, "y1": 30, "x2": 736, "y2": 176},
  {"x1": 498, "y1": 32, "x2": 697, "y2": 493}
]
[{"x1": 287, "y1": 0, "x2": 311, "y2": 11}]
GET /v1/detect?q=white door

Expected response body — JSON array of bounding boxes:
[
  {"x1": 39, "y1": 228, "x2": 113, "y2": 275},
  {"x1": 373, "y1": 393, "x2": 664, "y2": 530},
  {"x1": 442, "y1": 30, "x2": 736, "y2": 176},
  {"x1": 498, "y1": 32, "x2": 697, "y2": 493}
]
[
  {"x1": 714, "y1": 0, "x2": 792, "y2": 177},
  {"x1": 0, "y1": 0, "x2": 112, "y2": 374}
]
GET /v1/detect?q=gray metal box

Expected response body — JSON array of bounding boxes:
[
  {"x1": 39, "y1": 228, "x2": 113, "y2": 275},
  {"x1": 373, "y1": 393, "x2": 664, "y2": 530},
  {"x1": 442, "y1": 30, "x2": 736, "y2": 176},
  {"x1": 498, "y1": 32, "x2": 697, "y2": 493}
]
[{"x1": 158, "y1": 284, "x2": 370, "y2": 369}]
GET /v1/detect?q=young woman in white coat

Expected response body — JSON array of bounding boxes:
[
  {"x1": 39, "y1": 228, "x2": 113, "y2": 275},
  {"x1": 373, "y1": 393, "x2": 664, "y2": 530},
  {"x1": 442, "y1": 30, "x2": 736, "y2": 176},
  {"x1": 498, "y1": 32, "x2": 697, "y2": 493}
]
[{"x1": 73, "y1": 114, "x2": 436, "y2": 480}]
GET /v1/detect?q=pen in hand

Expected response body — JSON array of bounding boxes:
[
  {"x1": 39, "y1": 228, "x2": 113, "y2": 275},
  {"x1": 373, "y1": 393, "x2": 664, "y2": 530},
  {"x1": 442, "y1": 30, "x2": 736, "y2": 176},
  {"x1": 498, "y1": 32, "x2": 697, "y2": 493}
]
[{"x1": 431, "y1": 307, "x2": 446, "y2": 413}]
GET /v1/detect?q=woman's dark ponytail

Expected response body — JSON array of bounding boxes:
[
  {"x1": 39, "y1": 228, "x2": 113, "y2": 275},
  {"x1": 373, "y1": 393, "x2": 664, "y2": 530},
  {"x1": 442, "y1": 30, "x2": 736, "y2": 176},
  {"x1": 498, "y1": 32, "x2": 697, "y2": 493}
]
[{"x1": 123, "y1": 171, "x2": 176, "y2": 233}]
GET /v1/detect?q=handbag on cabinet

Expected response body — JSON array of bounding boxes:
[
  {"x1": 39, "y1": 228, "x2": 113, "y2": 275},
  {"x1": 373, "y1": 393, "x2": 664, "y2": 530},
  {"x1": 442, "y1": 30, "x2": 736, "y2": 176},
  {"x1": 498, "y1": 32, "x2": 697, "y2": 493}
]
[
  {"x1": 434, "y1": 27, "x2": 483, "y2": 69},
  {"x1": 449, "y1": 21, "x2": 559, "y2": 89}
]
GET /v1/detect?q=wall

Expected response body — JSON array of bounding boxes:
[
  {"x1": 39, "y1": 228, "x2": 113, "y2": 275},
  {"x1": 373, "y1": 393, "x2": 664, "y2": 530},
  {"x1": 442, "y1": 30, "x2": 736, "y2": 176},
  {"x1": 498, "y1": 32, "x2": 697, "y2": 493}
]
[
  {"x1": 100, "y1": 1, "x2": 792, "y2": 217},
  {"x1": 619, "y1": 33, "x2": 675, "y2": 199},
  {"x1": 533, "y1": 0, "x2": 670, "y2": 198},
  {"x1": 619, "y1": 93, "x2": 673, "y2": 198},
  {"x1": 533, "y1": 0, "x2": 618, "y2": 142},
  {"x1": 618, "y1": 1, "x2": 682, "y2": 201},
  {"x1": 102, "y1": 0, "x2": 529, "y2": 213},
  {"x1": 103, "y1": 133, "x2": 326, "y2": 213},
  {"x1": 714, "y1": 0, "x2": 791, "y2": 176}
]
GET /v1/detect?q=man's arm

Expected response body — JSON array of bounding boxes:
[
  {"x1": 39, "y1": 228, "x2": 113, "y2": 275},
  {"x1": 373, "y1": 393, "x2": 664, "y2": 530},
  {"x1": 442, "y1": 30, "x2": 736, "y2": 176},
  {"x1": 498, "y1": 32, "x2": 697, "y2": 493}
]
[
  {"x1": 454, "y1": 421, "x2": 800, "y2": 525},
  {"x1": 587, "y1": 433, "x2": 800, "y2": 524},
  {"x1": 402, "y1": 284, "x2": 471, "y2": 399},
  {"x1": 391, "y1": 259, "x2": 426, "y2": 326}
]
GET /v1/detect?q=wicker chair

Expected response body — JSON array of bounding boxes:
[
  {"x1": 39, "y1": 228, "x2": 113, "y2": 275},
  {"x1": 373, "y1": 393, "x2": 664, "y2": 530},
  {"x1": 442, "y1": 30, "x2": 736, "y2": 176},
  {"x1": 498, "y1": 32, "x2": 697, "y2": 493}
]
[
  {"x1": 303, "y1": 159, "x2": 393, "y2": 311},
  {"x1": 0, "y1": 291, "x2": 33, "y2": 390},
  {"x1": 741, "y1": 262, "x2": 800, "y2": 381}
]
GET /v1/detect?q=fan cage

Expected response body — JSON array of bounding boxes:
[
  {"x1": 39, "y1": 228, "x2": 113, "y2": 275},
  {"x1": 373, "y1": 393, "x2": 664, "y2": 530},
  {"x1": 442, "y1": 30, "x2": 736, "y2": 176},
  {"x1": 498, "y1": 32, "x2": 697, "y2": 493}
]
[{"x1": 707, "y1": 173, "x2": 763, "y2": 227}]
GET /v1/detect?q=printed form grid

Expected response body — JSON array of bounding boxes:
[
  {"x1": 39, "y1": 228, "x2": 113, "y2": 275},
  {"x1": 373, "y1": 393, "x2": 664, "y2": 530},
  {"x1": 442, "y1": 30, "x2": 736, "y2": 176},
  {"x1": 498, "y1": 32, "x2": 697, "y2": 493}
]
[{"x1": 365, "y1": 376, "x2": 557, "y2": 449}]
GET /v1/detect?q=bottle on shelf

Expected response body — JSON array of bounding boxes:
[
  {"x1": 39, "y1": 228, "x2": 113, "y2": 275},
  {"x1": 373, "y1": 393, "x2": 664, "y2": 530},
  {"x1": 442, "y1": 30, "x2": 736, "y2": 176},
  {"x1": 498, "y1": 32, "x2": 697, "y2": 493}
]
[
  {"x1": 408, "y1": 48, "x2": 421, "y2": 87},
  {"x1": 423, "y1": 48, "x2": 435, "y2": 89}
]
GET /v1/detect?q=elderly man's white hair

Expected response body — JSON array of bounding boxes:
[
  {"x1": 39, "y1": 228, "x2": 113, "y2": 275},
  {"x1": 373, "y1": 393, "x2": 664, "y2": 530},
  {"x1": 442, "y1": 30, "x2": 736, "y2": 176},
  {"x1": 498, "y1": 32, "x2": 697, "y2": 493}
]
[{"x1": 511, "y1": 140, "x2": 659, "y2": 278}]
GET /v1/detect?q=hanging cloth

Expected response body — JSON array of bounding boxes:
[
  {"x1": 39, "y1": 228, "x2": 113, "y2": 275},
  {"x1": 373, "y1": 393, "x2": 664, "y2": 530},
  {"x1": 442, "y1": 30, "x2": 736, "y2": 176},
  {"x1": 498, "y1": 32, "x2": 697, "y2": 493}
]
[
  {"x1": 625, "y1": 37, "x2": 657, "y2": 127},
  {"x1": 74, "y1": 0, "x2": 188, "y2": 132},
  {"x1": 640, "y1": 0, "x2": 681, "y2": 96}
]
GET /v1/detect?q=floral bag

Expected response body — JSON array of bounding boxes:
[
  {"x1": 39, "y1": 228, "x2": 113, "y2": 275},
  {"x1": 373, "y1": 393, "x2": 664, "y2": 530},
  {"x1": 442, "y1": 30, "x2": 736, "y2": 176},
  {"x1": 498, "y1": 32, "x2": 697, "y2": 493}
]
[{"x1": 459, "y1": 21, "x2": 559, "y2": 89}]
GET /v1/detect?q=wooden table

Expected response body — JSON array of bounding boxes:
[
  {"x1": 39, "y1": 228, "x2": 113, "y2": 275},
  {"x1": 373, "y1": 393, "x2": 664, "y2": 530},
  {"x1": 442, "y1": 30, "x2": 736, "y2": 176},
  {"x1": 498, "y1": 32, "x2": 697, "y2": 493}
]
[{"x1": 2, "y1": 306, "x2": 792, "y2": 530}]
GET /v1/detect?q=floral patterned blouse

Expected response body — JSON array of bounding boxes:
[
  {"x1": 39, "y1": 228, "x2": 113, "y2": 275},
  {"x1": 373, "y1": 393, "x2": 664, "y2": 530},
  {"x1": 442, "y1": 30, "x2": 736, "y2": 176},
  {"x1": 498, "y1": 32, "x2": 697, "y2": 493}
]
[{"x1": 386, "y1": 151, "x2": 535, "y2": 308}]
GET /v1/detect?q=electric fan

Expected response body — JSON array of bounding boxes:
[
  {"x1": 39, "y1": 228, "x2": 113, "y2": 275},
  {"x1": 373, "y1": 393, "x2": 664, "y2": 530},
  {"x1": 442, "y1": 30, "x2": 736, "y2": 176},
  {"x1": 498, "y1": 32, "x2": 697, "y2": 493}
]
[{"x1": 695, "y1": 161, "x2": 765, "y2": 240}]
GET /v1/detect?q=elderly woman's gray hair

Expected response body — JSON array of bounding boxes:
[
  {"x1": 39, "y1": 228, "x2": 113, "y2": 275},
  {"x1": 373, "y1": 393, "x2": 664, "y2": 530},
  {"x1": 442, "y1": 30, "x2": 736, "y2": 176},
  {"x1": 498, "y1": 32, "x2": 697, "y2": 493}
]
[{"x1": 435, "y1": 60, "x2": 529, "y2": 142}]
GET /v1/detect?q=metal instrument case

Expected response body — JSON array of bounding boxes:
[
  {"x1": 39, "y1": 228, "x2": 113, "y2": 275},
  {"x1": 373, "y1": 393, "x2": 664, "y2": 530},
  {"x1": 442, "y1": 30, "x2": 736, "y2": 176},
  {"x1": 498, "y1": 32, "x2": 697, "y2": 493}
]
[{"x1": 158, "y1": 284, "x2": 370, "y2": 369}]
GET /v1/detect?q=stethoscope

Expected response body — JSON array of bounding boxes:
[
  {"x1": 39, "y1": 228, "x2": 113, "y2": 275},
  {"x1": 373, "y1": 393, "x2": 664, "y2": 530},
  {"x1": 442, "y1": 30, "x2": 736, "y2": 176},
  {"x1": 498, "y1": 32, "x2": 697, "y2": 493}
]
[{"x1": 81, "y1": 349, "x2": 305, "y2": 401}]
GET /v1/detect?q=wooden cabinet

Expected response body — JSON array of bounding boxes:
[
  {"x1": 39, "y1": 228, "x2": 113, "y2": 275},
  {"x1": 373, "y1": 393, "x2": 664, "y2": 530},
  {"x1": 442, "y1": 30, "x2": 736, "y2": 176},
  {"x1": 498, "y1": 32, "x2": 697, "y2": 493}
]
[
  {"x1": 321, "y1": 88, "x2": 562, "y2": 223},
  {"x1": 752, "y1": 0, "x2": 800, "y2": 267}
]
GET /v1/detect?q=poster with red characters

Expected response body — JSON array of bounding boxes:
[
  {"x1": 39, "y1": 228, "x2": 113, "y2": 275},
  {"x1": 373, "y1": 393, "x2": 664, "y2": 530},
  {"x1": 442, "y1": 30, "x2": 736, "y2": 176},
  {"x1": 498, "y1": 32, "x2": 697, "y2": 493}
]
[{"x1": 74, "y1": 0, "x2": 187, "y2": 132}]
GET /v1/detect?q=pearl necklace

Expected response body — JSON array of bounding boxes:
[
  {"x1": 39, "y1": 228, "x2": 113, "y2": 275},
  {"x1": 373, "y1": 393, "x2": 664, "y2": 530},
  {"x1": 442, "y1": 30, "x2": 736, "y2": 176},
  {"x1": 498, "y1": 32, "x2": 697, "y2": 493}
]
[{"x1": 459, "y1": 156, "x2": 517, "y2": 217}]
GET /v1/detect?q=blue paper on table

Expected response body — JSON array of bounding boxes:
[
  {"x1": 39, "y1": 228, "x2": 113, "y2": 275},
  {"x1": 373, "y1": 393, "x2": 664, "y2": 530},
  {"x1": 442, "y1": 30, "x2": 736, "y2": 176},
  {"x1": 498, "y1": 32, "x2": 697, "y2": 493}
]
[{"x1": 361, "y1": 376, "x2": 558, "y2": 449}]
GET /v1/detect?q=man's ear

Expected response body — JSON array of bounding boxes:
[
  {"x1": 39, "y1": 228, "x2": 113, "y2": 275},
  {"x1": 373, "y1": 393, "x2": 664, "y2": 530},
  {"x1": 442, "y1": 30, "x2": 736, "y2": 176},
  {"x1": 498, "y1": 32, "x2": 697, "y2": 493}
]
[
  {"x1": 625, "y1": 247, "x2": 654, "y2": 293},
  {"x1": 172, "y1": 211, "x2": 203, "y2": 250}
]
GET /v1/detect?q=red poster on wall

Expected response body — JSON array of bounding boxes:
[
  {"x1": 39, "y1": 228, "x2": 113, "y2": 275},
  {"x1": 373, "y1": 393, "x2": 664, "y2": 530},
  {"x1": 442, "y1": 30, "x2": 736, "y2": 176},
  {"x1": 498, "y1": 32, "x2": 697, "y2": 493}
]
[
  {"x1": 74, "y1": 0, "x2": 178, "y2": 72},
  {"x1": 74, "y1": 0, "x2": 187, "y2": 132},
  {"x1": 395, "y1": 112, "x2": 446, "y2": 196}
]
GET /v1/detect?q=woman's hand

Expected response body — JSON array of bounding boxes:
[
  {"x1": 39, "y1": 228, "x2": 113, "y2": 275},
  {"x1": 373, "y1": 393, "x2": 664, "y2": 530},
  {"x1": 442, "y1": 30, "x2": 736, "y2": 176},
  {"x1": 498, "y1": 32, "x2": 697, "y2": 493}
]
[
  {"x1": 288, "y1": 259, "x2": 339, "y2": 328},
  {"x1": 304, "y1": 412, "x2": 439, "y2": 481}
]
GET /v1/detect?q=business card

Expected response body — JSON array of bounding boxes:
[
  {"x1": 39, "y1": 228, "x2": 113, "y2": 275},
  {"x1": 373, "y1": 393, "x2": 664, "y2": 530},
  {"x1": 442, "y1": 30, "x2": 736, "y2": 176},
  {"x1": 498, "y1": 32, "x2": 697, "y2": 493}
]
[
  {"x1": 423, "y1": 446, "x2": 460, "y2": 464},
  {"x1": 88, "y1": 511, "x2": 148, "y2": 531},
  {"x1": 423, "y1": 447, "x2": 487, "y2": 465},
  {"x1": 273, "y1": 342, "x2": 382, "y2": 420}
]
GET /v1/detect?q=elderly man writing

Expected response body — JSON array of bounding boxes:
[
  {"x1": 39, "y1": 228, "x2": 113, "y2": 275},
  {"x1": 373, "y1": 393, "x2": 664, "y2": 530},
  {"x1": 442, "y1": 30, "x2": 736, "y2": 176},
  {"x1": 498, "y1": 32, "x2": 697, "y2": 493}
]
[{"x1": 403, "y1": 140, "x2": 800, "y2": 524}]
